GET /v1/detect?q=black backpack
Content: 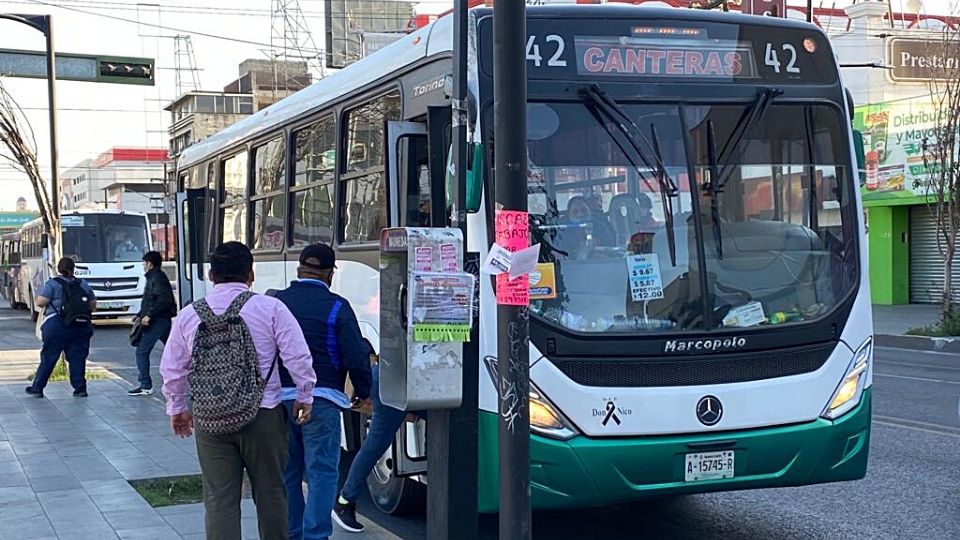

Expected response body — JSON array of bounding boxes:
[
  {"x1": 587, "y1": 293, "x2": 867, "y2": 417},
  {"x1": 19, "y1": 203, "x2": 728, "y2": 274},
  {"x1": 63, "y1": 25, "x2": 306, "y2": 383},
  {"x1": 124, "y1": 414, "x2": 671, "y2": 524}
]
[{"x1": 56, "y1": 277, "x2": 92, "y2": 325}]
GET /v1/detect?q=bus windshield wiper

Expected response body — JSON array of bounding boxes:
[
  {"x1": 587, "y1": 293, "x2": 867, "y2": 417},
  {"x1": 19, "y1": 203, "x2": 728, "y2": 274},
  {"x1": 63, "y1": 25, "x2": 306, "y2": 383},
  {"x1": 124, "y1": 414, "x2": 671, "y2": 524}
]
[
  {"x1": 703, "y1": 87, "x2": 782, "y2": 259},
  {"x1": 583, "y1": 84, "x2": 678, "y2": 266},
  {"x1": 710, "y1": 87, "x2": 783, "y2": 191}
]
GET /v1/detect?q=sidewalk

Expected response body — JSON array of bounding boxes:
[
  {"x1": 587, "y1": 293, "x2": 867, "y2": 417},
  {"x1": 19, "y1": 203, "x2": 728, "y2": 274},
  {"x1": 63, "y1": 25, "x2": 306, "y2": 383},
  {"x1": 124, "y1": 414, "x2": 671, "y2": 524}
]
[
  {"x1": 872, "y1": 303, "x2": 960, "y2": 353},
  {"x1": 0, "y1": 357, "x2": 401, "y2": 539}
]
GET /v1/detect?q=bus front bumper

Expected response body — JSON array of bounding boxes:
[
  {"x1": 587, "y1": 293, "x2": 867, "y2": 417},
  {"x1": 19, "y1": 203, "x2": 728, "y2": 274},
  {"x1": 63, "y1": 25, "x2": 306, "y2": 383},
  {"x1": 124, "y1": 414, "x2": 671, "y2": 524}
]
[{"x1": 477, "y1": 388, "x2": 871, "y2": 512}]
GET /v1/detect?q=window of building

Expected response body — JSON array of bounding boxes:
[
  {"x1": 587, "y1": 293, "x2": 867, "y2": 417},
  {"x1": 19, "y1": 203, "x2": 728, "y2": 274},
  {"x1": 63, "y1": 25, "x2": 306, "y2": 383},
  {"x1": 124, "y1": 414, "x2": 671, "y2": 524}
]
[
  {"x1": 196, "y1": 95, "x2": 215, "y2": 113},
  {"x1": 340, "y1": 90, "x2": 400, "y2": 244},
  {"x1": 291, "y1": 115, "x2": 336, "y2": 247}
]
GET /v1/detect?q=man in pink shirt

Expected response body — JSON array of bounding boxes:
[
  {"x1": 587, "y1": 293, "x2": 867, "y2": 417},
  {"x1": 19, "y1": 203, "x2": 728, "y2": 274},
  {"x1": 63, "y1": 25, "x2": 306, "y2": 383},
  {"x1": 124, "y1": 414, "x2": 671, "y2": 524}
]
[{"x1": 161, "y1": 242, "x2": 317, "y2": 540}]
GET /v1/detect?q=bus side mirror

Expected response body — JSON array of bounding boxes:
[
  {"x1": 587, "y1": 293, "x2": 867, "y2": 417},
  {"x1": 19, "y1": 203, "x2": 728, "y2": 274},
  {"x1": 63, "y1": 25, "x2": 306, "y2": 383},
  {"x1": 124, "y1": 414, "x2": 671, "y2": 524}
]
[
  {"x1": 466, "y1": 143, "x2": 483, "y2": 213},
  {"x1": 446, "y1": 142, "x2": 484, "y2": 214},
  {"x1": 853, "y1": 130, "x2": 866, "y2": 185}
]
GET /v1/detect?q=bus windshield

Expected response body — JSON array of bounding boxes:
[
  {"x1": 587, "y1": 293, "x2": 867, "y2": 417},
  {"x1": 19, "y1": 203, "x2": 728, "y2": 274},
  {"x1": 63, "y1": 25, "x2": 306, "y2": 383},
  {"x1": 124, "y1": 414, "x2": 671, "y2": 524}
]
[
  {"x1": 61, "y1": 214, "x2": 150, "y2": 264},
  {"x1": 526, "y1": 100, "x2": 856, "y2": 334}
]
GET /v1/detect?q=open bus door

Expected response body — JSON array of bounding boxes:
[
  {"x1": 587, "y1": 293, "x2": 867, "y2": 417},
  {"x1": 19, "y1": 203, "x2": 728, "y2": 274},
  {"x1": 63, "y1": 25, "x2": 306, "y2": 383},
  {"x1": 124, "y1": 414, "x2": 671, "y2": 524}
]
[
  {"x1": 175, "y1": 189, "x2": 207, "y2": 307},
  {"x1": 385, "y1": 120, "x2": 430, "y2": 481}
]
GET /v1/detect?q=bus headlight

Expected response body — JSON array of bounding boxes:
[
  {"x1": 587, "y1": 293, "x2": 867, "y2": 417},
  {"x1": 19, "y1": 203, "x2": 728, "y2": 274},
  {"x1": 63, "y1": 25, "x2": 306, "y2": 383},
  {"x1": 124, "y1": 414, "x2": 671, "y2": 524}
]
[
  {"x1": 822, "y1": 337, "x2": 871, "y2": 420},
  {"x1": 483, "y1": 357, "x2": 579, "y2": 440}
]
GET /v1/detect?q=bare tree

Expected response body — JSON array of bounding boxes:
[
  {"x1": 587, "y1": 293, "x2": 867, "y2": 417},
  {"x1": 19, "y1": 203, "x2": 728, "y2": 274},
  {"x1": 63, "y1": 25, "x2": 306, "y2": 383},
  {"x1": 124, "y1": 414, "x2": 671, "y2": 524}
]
[
  {"x1": 921, "y1": 20, "x2": 960, "y2": 321},
  {"x1": 0, "y1": 78, "x2": 55, "y2": 235}
]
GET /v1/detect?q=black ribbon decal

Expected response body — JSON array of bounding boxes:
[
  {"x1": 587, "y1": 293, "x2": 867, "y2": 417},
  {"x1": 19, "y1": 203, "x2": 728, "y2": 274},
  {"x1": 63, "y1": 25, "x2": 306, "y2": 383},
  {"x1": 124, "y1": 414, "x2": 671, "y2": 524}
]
[{"x1": 602, "y1": 401, "x2": 621, "y2": 426}]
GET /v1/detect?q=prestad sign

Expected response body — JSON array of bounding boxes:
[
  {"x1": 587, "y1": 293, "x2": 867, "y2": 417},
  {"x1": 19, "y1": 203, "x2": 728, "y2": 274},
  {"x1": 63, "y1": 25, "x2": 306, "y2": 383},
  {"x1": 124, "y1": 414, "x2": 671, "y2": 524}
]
[{"x1": 887, "y1": 38, "x2": 960, "y2": 82}]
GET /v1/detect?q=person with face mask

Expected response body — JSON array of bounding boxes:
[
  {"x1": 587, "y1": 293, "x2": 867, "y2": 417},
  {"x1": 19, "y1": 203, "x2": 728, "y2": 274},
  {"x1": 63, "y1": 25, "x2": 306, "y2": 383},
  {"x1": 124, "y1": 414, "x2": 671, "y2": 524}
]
[
  {"x1": 557, "y1": 196, "x2": 616, "y2": 255},
  {"x1": 114, "y1": 234, "x2": 142, "y2": 261},
  {"x1": 128, "y1": 251, "x2": 176, "y2": 396}
]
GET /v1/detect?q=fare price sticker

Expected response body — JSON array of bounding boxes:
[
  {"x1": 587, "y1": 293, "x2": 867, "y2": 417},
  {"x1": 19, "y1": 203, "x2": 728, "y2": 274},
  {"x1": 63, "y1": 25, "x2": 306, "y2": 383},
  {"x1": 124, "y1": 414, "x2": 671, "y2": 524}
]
[{"x1": 627, "y1": 254, "x2": 664, "y2": 302}]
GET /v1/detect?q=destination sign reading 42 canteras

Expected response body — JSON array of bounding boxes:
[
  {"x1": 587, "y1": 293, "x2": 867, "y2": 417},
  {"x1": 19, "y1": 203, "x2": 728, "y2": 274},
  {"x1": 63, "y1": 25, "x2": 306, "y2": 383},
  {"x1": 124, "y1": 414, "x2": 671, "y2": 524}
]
[
  {"x1": 484, "y1": 19, "x2": 837, "y2": 85},
  {"x1": 575, "y1": 35, "x2": 757, "y2": 78}
]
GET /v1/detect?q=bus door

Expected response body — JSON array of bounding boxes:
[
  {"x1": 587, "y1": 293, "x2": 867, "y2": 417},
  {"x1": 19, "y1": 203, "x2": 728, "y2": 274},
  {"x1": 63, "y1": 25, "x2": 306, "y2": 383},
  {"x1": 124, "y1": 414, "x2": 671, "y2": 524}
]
[
  {"x1": 385, "y1": 119, "x2": 449, "y2": 478},
  {"x1": 176, "y1": 189, "x2": 207, "y2": 306}
]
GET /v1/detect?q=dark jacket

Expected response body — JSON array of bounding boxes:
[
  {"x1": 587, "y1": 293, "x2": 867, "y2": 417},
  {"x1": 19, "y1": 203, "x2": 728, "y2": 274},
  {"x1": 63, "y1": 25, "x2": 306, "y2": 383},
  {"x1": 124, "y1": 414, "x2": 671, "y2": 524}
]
[
  {"x1": 139, "y1": 268, "x2": 176, "y2": 319},
  {"x1": 276, "y1": 280, "x2": 372, "y2": 400}
]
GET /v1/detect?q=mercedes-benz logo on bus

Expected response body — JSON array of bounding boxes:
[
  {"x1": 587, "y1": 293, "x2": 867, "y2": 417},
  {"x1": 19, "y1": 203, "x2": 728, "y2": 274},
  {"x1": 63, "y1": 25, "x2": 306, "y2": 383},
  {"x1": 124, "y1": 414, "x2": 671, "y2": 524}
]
[{"x1": 696, "y1": 395, "x2": 723, "y2": 426}]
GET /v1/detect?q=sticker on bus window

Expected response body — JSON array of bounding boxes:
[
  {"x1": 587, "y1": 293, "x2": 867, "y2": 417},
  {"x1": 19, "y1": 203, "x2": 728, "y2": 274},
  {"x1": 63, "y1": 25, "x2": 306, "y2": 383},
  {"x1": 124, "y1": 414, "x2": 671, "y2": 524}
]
[
  {"x1": 529, "y1": 262, "x2": 557, "y2": 300},
  {"x1": 61, "y1": 216, "x2": 84, "y2": 227},
  {"x1": 627, "y1": 254, "x2": 664, "y2": 302}
]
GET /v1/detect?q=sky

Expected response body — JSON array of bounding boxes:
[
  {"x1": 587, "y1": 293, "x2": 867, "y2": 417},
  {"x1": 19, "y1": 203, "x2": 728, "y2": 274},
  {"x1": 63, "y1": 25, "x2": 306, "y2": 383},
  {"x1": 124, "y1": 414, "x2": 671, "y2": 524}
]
[{"x1": 0, "y1": 0, "x2": 955, "y2": 212}]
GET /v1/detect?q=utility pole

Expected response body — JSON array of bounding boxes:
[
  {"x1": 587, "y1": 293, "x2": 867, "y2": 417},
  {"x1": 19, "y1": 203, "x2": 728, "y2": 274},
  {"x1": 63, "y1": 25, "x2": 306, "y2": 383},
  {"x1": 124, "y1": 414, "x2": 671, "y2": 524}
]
[
  {"x1": 44, "y1": 15, "x2": 59, "y2": 229},
  {"x1": 493, "y1": 1, "x2": 530, "y2": 539},
  {"x1": 426, "y1": 1, "x2": 478, "y2": 538}
]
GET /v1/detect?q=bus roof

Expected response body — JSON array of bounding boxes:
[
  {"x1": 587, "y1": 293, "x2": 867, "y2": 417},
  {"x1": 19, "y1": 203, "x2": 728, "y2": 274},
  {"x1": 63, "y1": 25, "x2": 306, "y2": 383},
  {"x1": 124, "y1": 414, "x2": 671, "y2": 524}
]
[
  {"x1": 177, "y1": 5, "x2": 823, "y2": 170},
  {"x1": 177, "y1": 15, "x2": 452, "y2": 170},
  {"x1": 0, "y1": 232, "x2": 19, "y2": 241},
  {"x1": 20, "y1": 209, "x2": 150, "y2": 231}
]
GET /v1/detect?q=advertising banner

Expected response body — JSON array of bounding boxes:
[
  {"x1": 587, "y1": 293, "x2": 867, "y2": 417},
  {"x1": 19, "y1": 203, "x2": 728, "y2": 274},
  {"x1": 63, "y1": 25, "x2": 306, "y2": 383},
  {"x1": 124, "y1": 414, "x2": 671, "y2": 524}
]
[{"x1": 853, "y1": 97, "x2": 943, "y2": 205}]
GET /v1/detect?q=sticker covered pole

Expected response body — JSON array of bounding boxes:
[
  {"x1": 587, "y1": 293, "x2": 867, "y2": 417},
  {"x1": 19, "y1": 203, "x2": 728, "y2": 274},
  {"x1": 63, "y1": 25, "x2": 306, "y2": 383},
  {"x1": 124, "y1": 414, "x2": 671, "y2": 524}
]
[{"x1": 493, "y1": 1, "x2": 530, "y2": 539}]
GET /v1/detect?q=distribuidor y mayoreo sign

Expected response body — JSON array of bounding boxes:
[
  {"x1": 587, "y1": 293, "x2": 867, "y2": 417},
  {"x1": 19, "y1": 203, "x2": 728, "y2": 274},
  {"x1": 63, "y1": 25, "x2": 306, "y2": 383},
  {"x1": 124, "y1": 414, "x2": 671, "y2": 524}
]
[{"x1": 887, "y1": 37, "x2": 960, "y2": 83}]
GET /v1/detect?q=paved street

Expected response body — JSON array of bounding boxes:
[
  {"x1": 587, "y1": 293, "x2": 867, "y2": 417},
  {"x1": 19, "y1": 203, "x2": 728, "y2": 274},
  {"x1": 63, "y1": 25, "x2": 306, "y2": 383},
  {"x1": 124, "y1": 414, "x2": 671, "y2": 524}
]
[{"x1": 1, "y1": 306, "x2": 957, "y2": 539}]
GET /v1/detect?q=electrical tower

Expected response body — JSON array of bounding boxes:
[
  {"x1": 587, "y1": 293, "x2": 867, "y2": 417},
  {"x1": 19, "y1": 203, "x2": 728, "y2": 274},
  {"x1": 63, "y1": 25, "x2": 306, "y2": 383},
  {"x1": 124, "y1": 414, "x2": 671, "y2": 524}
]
[
  {"x1": 173, "y1": 35, "x2": 201, "y2": 96},
  {"x1": 270, "y1": 0, "x2": 324, "y2": 98}
]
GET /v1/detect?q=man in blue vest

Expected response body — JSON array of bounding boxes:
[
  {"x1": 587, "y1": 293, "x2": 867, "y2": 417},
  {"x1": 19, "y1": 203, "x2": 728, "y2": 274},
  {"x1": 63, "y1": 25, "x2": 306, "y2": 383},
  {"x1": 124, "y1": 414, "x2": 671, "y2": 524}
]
[{"x1": 275, "y1": 243, "x2": 372, "y2": 540}]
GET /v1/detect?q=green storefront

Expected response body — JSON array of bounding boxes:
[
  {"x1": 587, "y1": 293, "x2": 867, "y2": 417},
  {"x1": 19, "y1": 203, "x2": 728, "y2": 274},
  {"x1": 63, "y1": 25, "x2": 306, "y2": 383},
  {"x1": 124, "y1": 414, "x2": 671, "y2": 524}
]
[{"x1": 853, "y1": 97, "x2": 946, "y2": 305}]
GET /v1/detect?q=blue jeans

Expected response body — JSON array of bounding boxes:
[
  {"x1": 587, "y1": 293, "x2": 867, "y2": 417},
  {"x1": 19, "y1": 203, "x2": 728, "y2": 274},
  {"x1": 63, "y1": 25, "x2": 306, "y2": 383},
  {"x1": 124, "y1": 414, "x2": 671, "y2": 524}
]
[
  {"x1": 283, "y1": 398, "x2": 341, "y2": 540},
  {"x1": 32, "y1": 317, "x2": 93, "y2": 392},
  {"x1": 135, "y1": 317, "x2": 171, "y2": 390},
  {"x1": 341, "y1": 364, "x2": 408, "y2": 502}
]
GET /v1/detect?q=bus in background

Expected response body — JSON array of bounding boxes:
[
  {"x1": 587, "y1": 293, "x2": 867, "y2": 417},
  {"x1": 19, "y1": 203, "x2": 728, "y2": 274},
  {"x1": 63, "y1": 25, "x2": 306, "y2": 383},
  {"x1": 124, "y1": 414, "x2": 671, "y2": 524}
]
[
  {"x1": 1, "y1": 232, "x2": 22, "y2": 309},
  {"x1": 18, "y1": 210, "x2": 152, "y2": 321},
  {"x1": 174, "y1": 5, "x2": 871, "y2": 514}
]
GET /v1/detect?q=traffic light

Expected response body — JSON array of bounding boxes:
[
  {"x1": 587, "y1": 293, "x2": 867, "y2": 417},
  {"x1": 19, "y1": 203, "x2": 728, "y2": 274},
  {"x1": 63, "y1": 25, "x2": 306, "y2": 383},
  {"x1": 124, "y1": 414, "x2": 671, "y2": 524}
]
[{"x1": 97, "y1": 58, "x2": 154, "y2": 85}]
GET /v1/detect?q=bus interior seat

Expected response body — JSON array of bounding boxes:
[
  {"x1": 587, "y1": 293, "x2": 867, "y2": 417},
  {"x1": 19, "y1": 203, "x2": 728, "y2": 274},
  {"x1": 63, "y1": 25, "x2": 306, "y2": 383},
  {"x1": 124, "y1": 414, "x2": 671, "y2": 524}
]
[
  {"x1": 608, "y1": 194, "x2": 641, "y2": 246},
  {"x1": 704, "y1": 220, "x2": 828, "y2": 308}
]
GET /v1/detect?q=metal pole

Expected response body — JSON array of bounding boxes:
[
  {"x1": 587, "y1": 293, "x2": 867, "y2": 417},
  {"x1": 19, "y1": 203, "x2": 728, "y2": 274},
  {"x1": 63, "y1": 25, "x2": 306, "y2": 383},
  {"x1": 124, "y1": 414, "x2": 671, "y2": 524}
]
[
  {"x1": 806, "y1": 0, "x2": 813, "y2": 22},
  {"x1": 44, "y1": 15, "x2": 61, "y2": 263},
  {"x1": 494, "y1": 1, "x2": 530, "y2": 539},
  {"x1": 425, "y1": 1, "x2": 478, "y2": 538}
]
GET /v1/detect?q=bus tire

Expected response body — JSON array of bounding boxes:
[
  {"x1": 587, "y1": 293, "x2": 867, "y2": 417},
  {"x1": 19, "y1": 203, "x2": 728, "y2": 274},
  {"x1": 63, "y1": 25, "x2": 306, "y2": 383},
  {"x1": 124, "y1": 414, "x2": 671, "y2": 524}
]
[{"x1": 366, "y1": 465, "x2": 425, "y2": 516}]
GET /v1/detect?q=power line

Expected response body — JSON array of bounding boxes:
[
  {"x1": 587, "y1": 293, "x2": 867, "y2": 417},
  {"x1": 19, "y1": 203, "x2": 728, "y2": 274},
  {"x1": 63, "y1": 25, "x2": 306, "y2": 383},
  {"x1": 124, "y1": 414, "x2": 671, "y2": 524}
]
[{"x1": 21, "y1": 0, "x2": 326, "y2": 54}]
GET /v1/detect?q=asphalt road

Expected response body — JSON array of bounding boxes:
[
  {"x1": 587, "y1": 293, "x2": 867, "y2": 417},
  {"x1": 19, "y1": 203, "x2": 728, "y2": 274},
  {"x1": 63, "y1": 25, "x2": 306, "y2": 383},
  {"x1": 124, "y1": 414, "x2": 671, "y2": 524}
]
[{"x1": 1, "y1": 307, "x2": 956, "y2": 539}]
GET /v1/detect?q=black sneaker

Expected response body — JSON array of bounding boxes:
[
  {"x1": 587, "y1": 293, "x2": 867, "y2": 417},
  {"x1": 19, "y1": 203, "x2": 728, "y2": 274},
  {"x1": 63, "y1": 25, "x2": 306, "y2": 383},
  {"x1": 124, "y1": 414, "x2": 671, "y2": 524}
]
[
  {"x1": 127, "y1": 387, "x2": 153, "y2": 396},
  {"x1": 73, "y1": 389, "x2": 88, "y2": 398},
  {"x1": 24, "y1": 386, "x2": 43, "y2": 398},
  {"x1": 332, "y1": 498, "x2": 364, "y2": 533}
]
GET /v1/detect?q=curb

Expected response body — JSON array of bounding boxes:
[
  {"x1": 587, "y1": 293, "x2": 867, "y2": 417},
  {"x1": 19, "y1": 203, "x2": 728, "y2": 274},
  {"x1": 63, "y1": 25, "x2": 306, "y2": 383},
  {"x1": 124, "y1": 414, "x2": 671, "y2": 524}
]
[{"x1": 875, "y1": 333, "x2": 960, "y2": 354}]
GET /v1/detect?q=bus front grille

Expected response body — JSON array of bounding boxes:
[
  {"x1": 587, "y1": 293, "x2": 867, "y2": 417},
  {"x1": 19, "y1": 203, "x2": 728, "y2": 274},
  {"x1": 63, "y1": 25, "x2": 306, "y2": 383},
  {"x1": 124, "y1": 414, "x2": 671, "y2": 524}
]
[{"x1": 551, "y1": 342, "x2": 837, "y2": 387}]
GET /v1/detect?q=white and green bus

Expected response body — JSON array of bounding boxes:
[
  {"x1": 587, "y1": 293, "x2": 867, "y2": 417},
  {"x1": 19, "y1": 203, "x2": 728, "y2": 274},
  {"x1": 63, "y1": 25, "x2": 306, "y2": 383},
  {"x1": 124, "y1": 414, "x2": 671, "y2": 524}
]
[{"x1": 174, "y1": 5, "x2": 872, "y2": 513}]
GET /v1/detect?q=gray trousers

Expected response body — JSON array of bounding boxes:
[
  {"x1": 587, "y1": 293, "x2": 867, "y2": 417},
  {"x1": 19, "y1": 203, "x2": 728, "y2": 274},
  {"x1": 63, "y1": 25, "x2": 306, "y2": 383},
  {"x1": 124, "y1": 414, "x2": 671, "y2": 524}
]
[{"x1": 195, "y1": 406, "x2": 289, "y2": 540}]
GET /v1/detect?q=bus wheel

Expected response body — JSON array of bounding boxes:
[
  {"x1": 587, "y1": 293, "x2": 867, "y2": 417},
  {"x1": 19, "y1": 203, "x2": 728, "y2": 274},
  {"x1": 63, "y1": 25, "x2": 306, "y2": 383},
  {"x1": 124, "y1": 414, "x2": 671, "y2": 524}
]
[
  {"x1": 28, "y1": 289, "x2": 38, "y2": 322},
  {"x1": 366, "y1": 449, "x2": 426, "y2": 515}
]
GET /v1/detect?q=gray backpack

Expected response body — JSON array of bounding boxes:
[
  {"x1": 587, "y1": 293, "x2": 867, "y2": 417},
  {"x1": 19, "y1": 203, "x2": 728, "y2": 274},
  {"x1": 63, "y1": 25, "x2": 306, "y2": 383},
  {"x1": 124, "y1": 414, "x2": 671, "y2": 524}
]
[{"x1": 188, "y1": 291, "x2": 275, "y2": 434}]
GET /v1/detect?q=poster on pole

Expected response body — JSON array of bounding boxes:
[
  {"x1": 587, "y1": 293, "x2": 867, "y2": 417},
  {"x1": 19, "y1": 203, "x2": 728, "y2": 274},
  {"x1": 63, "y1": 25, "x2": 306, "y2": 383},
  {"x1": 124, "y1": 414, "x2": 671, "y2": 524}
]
[{"x1": 494, "y1": 210, "x2": 529, "y2": 306}]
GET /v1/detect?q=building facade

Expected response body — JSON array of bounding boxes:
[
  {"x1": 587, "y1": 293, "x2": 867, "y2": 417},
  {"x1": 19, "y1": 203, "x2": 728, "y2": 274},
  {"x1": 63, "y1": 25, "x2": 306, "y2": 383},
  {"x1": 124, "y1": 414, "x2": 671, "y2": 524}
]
[
  {"x1": 833, "y1": 3, "x2": 960, "y2": 305},
  {"x1": 61, "y1": 148, "x2": 172, "y2": 255}
]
